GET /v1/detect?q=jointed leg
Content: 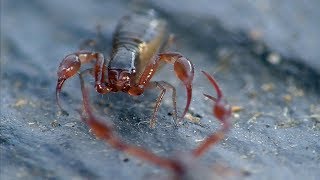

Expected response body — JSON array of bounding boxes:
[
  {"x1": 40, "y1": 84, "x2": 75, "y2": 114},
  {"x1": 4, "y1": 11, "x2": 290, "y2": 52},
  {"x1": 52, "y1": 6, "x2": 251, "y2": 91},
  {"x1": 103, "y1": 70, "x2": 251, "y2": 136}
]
[
  {"x1": 78, "y1": 71, "x2": 234, "y2": 179},
  {"x1": 78, "y1": 73, "x2": 182, "y2": 174},
  {"x1": 192, "y1": 71, "x2": 232, "y2": 157},
  {"x1": 135, "y1": 52, "x2": 194, "y2": 126},
  {"x1": 147, "y1": 81, "x2": 177, "y2": 128},
  {"x1": 56, "y1": 50, "x2": 110, "y2": 114}
]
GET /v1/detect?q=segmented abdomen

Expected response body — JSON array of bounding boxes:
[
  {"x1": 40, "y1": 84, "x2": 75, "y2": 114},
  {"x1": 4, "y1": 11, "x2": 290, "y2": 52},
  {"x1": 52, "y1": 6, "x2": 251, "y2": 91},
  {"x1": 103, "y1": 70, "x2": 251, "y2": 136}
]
[{"x1": 112, "y1": 10, "x2": 167, "y2": 53}]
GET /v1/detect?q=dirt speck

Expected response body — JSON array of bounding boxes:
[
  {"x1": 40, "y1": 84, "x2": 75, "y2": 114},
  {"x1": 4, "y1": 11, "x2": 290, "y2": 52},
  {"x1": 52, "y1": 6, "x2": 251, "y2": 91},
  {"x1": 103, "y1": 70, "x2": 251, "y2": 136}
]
[
  {"x1": 185, "y1": 112, "x2": 201, "y2": 124},
  {"x1": 13, "y1": 98, "x2": 28, "y2": 108},
  {"x1": 261, "y1": 83, "x2": 275, "y2": 92}
]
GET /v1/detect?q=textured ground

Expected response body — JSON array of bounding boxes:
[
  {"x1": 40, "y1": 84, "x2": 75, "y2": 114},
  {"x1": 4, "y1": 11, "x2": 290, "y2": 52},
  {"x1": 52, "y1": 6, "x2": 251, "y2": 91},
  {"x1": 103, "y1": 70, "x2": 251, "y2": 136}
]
[{"x1": 1, "y1": 0, "x2": 319, "y2": 180}]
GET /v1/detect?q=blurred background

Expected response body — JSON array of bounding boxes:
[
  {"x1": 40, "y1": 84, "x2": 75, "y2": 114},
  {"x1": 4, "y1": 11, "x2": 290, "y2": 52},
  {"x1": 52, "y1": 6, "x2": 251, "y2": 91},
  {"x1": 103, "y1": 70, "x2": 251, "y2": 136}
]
[{"x1": 1, "y1": 0, "x2": 319, "y2": 179}]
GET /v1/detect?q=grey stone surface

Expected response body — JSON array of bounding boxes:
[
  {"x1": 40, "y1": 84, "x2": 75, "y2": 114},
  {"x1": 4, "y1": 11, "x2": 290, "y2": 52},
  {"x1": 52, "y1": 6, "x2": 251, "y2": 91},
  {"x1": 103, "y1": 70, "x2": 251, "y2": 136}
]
[{"x1": 1, "y1": 0, "x2": 319, "y2": 179}]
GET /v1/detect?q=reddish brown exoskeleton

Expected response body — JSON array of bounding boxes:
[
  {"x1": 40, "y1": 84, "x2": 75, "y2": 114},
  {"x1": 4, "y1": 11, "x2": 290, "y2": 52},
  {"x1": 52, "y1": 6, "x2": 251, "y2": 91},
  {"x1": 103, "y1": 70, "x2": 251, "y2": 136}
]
[
  {"x1": 56, "y1": 11, "x2": 194, "y2": 128},
  {"x1": 78, "y1": 71, "x2": 232, "y2": 179}
]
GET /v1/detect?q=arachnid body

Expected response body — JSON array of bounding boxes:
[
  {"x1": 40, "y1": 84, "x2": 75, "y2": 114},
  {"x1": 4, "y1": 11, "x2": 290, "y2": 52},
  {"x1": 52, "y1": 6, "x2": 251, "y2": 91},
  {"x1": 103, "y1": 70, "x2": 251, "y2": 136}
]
[
  {"x1": 56, "y1": 10, "x2": 234, "y2": 179},
  {"x1": 56, "y1": 11, "x2": 194, "y2": 127}
]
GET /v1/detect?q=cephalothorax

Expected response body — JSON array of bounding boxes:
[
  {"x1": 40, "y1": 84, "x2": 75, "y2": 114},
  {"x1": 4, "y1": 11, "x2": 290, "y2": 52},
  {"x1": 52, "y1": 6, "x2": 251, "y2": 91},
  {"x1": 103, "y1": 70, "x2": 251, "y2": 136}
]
[{"x1": 56, "y1": 11, "x2": 194, "y2": 127}]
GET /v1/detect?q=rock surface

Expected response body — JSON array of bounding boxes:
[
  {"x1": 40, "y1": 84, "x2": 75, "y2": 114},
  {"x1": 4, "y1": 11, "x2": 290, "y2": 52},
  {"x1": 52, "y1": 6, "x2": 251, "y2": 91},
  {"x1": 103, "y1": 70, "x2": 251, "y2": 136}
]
[{"x1": 1, "y1": 0, "x2": 319, "y2": 179}]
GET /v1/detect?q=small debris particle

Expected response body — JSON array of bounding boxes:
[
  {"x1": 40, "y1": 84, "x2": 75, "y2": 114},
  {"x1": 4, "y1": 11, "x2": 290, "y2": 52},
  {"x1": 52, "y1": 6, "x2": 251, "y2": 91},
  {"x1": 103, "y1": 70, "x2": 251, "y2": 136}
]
[
  {"x1": 195, "y1": 138, "x2": 205, "y2": 142},
  {"x1": 283, "y1": 94, "x2": 292, "y2": 103},
  {"x1": 277, "y1": 108, "x2": 301, "y2": 128},
  {"x1": 267, "y1": 52, "x2": 281, "y2": 65},
  {"x1": 232, "y1": 106, "x2": 244, "y2": 113},
  {"x1": 51, "y1": 120, "x2": 61, "y2": 127},
  {"x1": 64, "y1": 122, "x2": 77, "y2": 127},
  {"x1": 277, "y1": 120, "x2": 301, "y2": 128},
  {"x1": 57, "y1": 110, "x2": 69, "y2": 116},
  {"x1": 185, "y1": 113, "x2": 201, "y2": 124},
  {"x1": 288, "y1": 86, "x2": 304, "y2": 97},
  {"x1": 14, "y1": 99, "x2": 27, "y2": 108},
  {"x1": 261, "y1": 83, "x2": 275, "y2": 92},
  {"x1": 233, "y1": 113, "x2": 240, "y2": 118},
  {"x1": 247, "y1": 112, "x2": 262, "y2": 123}
]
